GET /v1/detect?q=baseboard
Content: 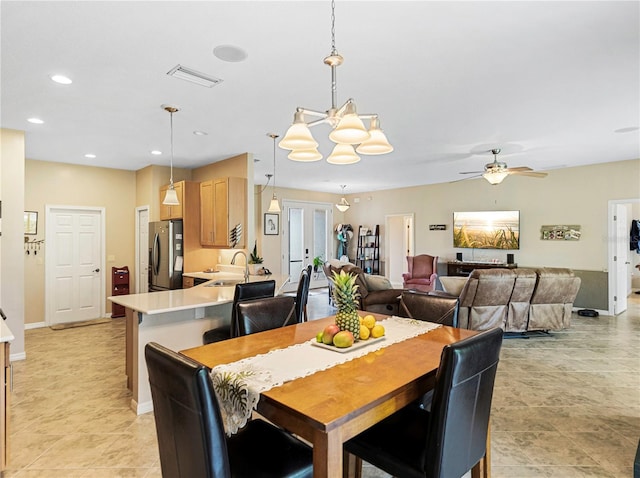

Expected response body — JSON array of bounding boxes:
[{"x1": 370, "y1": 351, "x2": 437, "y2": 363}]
[
  {"x1": 10, "y1": 351, "x2": 26, "y2": 361},
  {"x1": 133, "y1": 398, "x2": 153, "y2": 416},
  {"x1": 24, "y1": 321, "x2": 46, "y2": 330}
]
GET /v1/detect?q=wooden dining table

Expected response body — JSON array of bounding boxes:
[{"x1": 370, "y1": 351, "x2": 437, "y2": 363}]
[{"x1": 181, "y1": 313, "x2": 486, "y2": 478}]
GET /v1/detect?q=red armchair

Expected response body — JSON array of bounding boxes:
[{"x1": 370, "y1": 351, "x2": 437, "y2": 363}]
[{"x1": 402, "y1": 254, "x2": 438, "y2": 292}]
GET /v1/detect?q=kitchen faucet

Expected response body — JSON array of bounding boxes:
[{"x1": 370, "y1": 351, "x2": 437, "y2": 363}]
[{"x1": 231, "y1": 251, "x2": 250, "y2": 282}]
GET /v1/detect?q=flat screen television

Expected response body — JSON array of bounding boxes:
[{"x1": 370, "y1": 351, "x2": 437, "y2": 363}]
[{"x1": 453, "y1": 210, "x2": 520, "y2": 250}]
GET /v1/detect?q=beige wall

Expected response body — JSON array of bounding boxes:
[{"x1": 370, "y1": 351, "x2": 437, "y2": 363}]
[
  {"x1": 340, "y1": 159, "x2": 640, "y2": 275},
  {"x1": 1, "y1": 129, "x2": 26, "y2": 357},
  {"x1": 24, "y1": 160, "x2": 137, "y2": 323},
  {"x1": 136, "y1": 164, "x2": 192, "y2": 222}
]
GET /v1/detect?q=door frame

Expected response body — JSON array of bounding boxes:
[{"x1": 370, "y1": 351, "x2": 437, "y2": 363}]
[
  {"x1": 385, "y1": 213, "x2": 414, "y2": 287},
  {"x1": 135, "y1": 205, "x2": 149, "y2": 294},
  {"x1": 608, "y1": 198, "x2": 640, "y2": 315},
  {"x1": 281, "y1": 199, "x2": 334, "y2": 292},
  {"x1": 45, "y1": 205, "x2": 106, "y2": 325}
]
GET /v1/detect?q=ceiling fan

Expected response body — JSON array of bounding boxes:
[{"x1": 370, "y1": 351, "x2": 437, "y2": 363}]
[{"x1": 459, "y1": 148, "x2": 548, "y2": 185}]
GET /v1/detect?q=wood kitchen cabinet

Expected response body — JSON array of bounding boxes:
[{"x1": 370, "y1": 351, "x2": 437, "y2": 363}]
[
  {"x1": 159, "y1": 181, "x2": 184, "y2": 220},
  {"x1": 200, "y1": 177, "x2": 246, "y2": 247}
]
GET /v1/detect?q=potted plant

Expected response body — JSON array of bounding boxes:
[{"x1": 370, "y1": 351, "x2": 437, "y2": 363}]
[
  {"x1": 249, "y1": 240, "x2": 263, "y2": 275},
  {"x1": 313, "y1": 255, "x2": 324, "y2": 272}
]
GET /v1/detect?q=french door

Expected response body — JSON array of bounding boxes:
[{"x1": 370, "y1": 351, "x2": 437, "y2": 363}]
[{"x1": 281, "y1": 200, "x2": 333, "y2": 292}]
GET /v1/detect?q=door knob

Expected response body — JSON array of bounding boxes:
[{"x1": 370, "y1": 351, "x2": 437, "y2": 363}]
[{"x1": 93, "y1": 268, "x2": 100, "y2": 273}]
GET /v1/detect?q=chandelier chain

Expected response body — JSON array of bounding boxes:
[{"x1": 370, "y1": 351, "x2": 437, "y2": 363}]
[{"x1": 330, "y1": 0, "x2": 337, "y2": 55}]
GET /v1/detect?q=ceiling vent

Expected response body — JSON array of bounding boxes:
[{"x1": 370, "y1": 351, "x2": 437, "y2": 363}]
[{"x1": 167, "y1": 64, "x2": 223, "y2": 88}]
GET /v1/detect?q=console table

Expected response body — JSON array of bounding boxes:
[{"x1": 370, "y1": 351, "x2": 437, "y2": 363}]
[{"x1": 447, "y1": 261, "x2": 517, "y2": 277}]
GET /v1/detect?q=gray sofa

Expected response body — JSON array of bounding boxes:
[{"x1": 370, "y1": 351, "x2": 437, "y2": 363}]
[{"x1": 456, "y1": 267, "x2": 581, "y2": 332}]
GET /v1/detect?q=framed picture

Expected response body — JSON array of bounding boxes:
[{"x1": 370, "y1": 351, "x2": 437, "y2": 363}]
[
  {"x1": 264, "y1": 213, "x2": 279, "y2": 235},
  {"x1": 24, "y1": 211, "x2": 38, "y2": 235}
]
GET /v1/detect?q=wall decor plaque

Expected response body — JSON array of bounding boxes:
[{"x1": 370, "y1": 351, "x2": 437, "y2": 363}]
[{"x1": 540, "y1": 225, "x2": 581, "y2": 241}]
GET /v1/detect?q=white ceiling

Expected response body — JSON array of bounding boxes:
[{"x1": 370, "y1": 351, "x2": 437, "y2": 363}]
[{"x1": 2, "y1": 1, "x2": 639, "y2": 194}]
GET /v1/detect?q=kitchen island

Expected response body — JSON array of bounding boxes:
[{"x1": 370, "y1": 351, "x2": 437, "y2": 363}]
[{"x1": 109, "y1": 272, "x2": 289, "y2": 415}]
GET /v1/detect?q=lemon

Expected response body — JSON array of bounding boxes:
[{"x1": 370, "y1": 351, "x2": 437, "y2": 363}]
[
  {"x1": 363, "y1": 315, "x2": 376, "y2": 330},
  {"x1": 371, "y1": 324, "x2": 385, "y2": 338},
  {"x1": 359, "y1": 324, "x2": 371, "y2": 340}
]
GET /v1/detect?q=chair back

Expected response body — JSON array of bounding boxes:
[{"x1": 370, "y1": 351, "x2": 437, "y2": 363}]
[
  {"x1": 145, "y1": 342, "x2": 229, "y2": 478},
  {"x1": 295, "y1": 265, "x2": 312, "y2": 322},
  {"x1": 423, "y1": 327, "x2": 503, "y2": 478},
  {"x1": 230, "y1": 280, "x2": 276, "y2": 337},
  {"x1": 399, "y1": 290, "x2": 459, "y2": 327},
  {"x1": 235, "y1": 296, "x2": 297, "y2": 336},
  {"x1": 407, "y1": 254, "x2": 438, "y2": 278}
]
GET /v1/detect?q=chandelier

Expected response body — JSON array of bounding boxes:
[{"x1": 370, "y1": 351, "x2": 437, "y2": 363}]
[{"x1": 278, "y1": 0, "x2": 393, "y2": 164}]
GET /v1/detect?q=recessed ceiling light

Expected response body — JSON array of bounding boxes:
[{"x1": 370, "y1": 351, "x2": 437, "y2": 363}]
[
  {"x1": 213, "y1": 44, "x2": 248, "y2": 62},
  {"x1": 151, "y1": 150, "x2": 162, "y2": 155},
  {"x1": 27, "y1": 118, "x2": 44, "y2": 124},
  {"x1": 50, "y1": 74, "x2": 72, "y2": 85},
  {"x1": 193, "y1": 131, "x2": 208, "y2": 136},
  {"x1": 84, "y1": 153, "x2": 96, "y2": 159}
]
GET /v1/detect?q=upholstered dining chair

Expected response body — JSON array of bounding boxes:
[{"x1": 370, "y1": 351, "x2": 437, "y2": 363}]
[
  {"x1": 294, "y1": 265, "x2": 312, "y2": 322},
  {"x1": 234, "y1": 295, "x2": 297, "y2": 336},
  {"x1": 144, "y1": 342, "x2": 313, "y2": 478},
  {"x1": 344, "y1": 327, "x2": 503, "y2": 478},
  {"x1": 202, "y1": 280, "x2": 276, "y2": 344},
  {"x1": 402, "y1": 254, "x2": 439, "y2": 292}
]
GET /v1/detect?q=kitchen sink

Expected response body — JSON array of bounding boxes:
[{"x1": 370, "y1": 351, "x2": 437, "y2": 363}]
[{"x1": 204, "y1": 279, "x2": 245, "y2": 287}]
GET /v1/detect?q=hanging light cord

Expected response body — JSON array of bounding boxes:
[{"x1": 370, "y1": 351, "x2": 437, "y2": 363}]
[
  {"x1": 330, "y1": 0, "x2": 337, "y2": 56},
  {"x1": 169, "y1": 109, "x2": 175, "y2": 188},
  {"x1": 272, "y1": 134, "x2": 277, "y2": 192}
]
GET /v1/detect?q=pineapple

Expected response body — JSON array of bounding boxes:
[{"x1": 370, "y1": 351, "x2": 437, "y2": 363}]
[{"x1": 331, "y1": 270, "x2": 361, "y2": 341}]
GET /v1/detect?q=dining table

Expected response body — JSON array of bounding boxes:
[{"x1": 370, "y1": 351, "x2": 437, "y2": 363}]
[{"x1": 180, "y1": 313, "x2": 488, "y2": 478}]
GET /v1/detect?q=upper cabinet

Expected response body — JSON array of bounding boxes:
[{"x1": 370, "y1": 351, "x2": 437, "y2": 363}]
[
  {"x1": 159, "y1": 181, "x2": 183, "y2": 220},
  {"x1": 200, "y1": 177, "x2": 246, "y2": 248}
]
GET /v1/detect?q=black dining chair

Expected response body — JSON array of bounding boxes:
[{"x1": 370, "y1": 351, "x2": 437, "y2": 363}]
[
  {"x1": 343, "y1": 327, "x2": 503, "y2": 478},
  {"x1": 294, "y1": 265, "x2": 312, "y2": 322},
  {"x1": 398, "y1": 290, "x2": 460, "y2": 327},
  {"x1": 234, "y1": 295, "x2": 297, "y2": 336},
  {"x1": 202, "y1": 280, "x2": 276, "y2": 344},
  {"x1": 145, "y1": 342, "x2": 313, "y2": 478}
]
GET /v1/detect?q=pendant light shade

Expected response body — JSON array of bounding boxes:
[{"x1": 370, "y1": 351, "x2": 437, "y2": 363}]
[
  {"x1": 328, "y1": 102, "x2": 370, "y2": 145},
  {"x1": 335, "y1": 185, "x2": 350, "y2": 212},
  {"x1": 483, "y1": 171, "x2": 509, "y2": 185},
  {"x1": 327, "y1": 143, "x2": 360, "y2": 165},
  {"x1": 278, "y1": 111, "x2": 318, "y2": 151},
  {"x1": 288, "y1": 148, "x2": 323, "y2": 162},
  {"x1": 267, "y1": 133, "x2": 281, "y2": 213},
  {"x1": 162, "y1": 105, "x2": 180, "y2": 206}
]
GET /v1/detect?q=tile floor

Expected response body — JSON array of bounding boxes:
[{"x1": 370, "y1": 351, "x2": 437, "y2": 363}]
[{"x1": 4, "y1": 290, "x2": 639, "y2": 477}]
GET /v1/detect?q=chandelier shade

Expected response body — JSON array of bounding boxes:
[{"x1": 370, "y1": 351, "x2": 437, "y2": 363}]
[
  {"x1": 278, "y1": 112, "x2": 318, "y2": 150},
  {"x1": 288, "y1": 148, "x2": 323, "y2": 162},
  {"x1": 355, "y1": 117, "x2": 394, "y2": 155},
  {"x1": 327, "y1": 143, "x2": 361, "y2": 165}
]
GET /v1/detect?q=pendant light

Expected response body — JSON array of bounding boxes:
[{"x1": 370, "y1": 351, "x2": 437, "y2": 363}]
[
  {"x1": 335, "y1": 185, "x2": 350, "y2": 212},
  {"x1": 267, "y1": 133, "x2": 281, "y2": 213},
  {"x1": 162, "y1": 105, "x2": 180, "y2": 205}
]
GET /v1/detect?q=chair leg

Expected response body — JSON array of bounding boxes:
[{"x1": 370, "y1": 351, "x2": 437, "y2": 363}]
[
  {"x1": 472, "y1": 421, "x2": 491, "y2": 478},
  {"x1": 342, "y1": 451, "x2": 362, "y2": 478}
]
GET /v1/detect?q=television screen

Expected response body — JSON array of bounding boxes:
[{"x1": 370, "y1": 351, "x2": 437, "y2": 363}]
[{"x1": 453, "y1": 210, "x2": 520, "y2": 250}]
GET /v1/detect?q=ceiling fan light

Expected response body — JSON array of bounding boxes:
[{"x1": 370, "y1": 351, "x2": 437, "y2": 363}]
[
  {"x1": 288, "y1": 148, "x2": 323, "y2": 162},
  {"x1": 356, "y1": 128, "x2": 394, "y2": 155},
  {"x1": 327, "y1": 143, "x2": 361, "y2": 165},
  {"x1": 163, "y1": 186, "x2": 180, "y2": 205},
  {"x1": 483, "y1": 171, "x2": 508, "y2": 185},
  {"x1": 329, "y1": 113, "x2": 370, "y2": 144}
]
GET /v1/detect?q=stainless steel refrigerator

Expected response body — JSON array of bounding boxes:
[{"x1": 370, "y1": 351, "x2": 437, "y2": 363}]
[{"x1": 149, "y1": 220, "x2": 184, "y2": 291}]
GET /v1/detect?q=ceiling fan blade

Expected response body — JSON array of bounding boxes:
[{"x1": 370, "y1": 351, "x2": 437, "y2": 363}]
[
  {"x1": 459, "y1": 171, "x2": 484, "y2": 175},
  {"x1": 509, "y1": 170, "x2": 548, "y2": 178},
  {"x1": 450, "y1": 175, "x2": 481, "y2": 183},
  {"x1": 505, "y1": 166, "x2": 533, "y2": 172}
]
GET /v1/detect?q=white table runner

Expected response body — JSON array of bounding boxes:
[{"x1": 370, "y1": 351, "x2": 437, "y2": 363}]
[{"x1": 210, "y1": 316, "x2": 442, "y2": 435}]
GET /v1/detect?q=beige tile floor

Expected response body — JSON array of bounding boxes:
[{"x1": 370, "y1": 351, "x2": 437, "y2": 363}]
[{"x1": 4, "y1": 290, "x2": 639, "y2": 477}]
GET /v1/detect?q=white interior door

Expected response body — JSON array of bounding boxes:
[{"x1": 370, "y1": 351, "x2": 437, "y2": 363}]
[
  {"x1": 385, "y1": 213, "x2": 414, "y2": 287},
  {"x1": 136, "y1": 206, "x2": 149, "y2": 293},
  {"x1": 46, "y1": 207, "x2": 104, "y2": 325},
  {"x1": 281, "y1": 200, "x2": 333, "y2": 292}
]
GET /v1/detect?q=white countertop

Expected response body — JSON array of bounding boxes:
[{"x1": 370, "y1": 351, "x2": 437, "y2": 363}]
[
  {"x1": 109, "y1": 273, "x2": 289, "y2": 315},
  {"x1": 0, "y1": 320, "x2": 14, "y2": 343}
]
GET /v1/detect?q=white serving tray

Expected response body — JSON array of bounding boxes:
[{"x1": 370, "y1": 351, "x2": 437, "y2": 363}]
[{"x1": 310, "y1": 335, "x2": 385, "y2": 353}]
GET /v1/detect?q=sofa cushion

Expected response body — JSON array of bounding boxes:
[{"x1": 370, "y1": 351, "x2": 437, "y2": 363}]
[{"x1": 364, "y1": 274, "x2": 392, "y2": 291}]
